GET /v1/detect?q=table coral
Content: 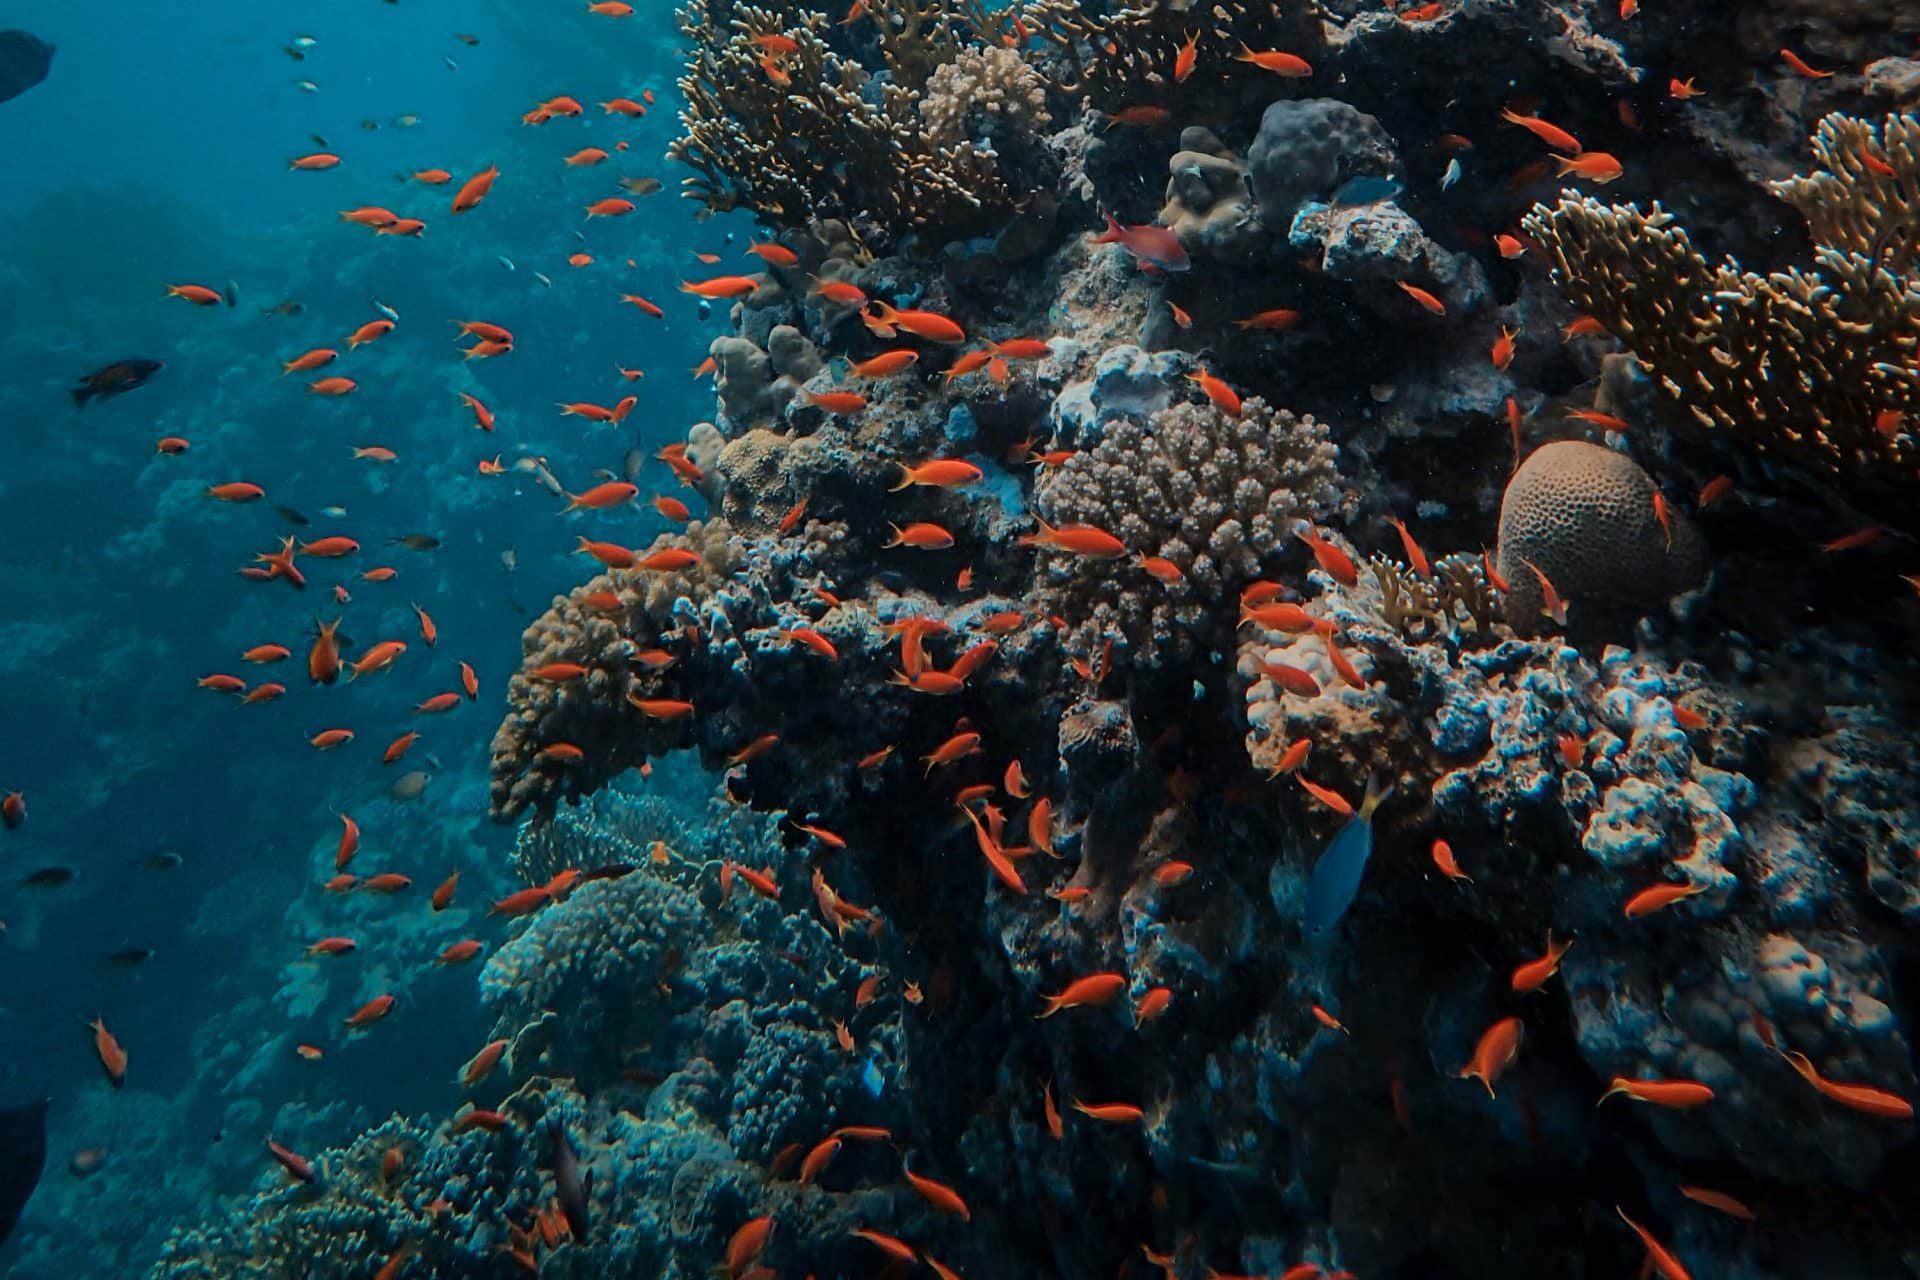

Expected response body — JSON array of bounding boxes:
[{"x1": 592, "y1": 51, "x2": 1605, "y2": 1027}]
[{"x1": 1522, "y1": 112, "x2": 1920, "y2": 527}]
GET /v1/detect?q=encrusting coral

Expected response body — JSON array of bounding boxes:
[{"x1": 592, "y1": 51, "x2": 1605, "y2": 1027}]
[{"x1": 1523, "y1": 112, "x2": 1920, "y2": 526}]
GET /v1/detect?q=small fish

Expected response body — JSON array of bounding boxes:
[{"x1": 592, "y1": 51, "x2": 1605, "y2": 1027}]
[
  {"x1": 1440, "y1": 156, "x2": 1463, "y2": 189},
  {"x1": 1331, "y1": 175, "x2": 1402, "y2": 207},
  {"x1": 390, "y1": 534, "x2": 441, "y2": 551},
  {"x1": 20, "y1": 867, "x2": 73, "y2": 888},
  {"x1": 108, "y1": 947, "x2": 155, "y2": 968},
  {"x1": 71, "y1": 358, "x2": 163, "y2": 408}
]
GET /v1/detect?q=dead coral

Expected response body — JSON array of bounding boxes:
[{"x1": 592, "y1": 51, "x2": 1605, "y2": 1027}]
[
  {"x1": 1522, "y1": 112, "x2": 1920, "y2": 524},
  {"x1": 1031, "y1": 393, "x2": 1341, "y2": 664},
  {"x1": 670, "y1": 0, "x2": 1013, "y2": 240}
]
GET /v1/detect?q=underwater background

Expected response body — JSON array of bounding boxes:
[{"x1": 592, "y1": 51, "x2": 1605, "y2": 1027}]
[{"x1": 2, "y1": 0, "x2": 1920, "y2": 1277}]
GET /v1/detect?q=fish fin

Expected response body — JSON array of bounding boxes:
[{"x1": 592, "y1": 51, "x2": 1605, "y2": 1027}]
[{"x1": 1357, "y1": 774, "x2": 1394, "y2": 822}]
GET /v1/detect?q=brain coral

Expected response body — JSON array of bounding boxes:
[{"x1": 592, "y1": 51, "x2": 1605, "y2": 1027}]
[
  {"x1": 1495, "y1": 441, "x2": 1707, "y2": 633},
  {"x1": 1032, "y1": 391, "x2": 1342, "y2": 662}
]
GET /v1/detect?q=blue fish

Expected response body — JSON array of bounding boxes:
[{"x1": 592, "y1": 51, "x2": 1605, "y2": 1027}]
[
  {"x1": 1330, "y1": 175, "x2": 1403, "y2": 208},
  {"x1": 1303, "y1": 779, "x2": 1392, "y2": 936}
]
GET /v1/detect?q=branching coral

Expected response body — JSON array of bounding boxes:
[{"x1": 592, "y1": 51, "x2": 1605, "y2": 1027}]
[
  {"x1": 1522, "y1": 112, "x2": 1920, "y2": 524},
  {"x1": 670, "y1": 0, "x2": 1013, "y2": 240},
  {"x1": 1031, "y1": 390, "x2": 1341, "y2": 663},
  {"x1": 919, "y1": 45, "x2": 1052, "y2": 147}
]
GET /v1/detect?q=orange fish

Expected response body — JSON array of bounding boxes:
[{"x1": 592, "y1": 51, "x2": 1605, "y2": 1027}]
[
  {"x1": 1554, "y1": 151, "x2": 1624, "y2": 183},
  {"x1": 1490, "y1": 325, "x2": 1517, "y2": 371},
  {"x1": 806, "y1": 389, "x2": 867, "y2": 415},
  {"x1": 1385, "y1": 516, "x2": 1430, "y2": 577},
  {"x1": 336, "y1": 813, "x2": 361, "y2": 869},
  {"x1": 1782, "y1": 1051, "x2": 1914, "y2": 1120},
  {"x1": 1616, "y1": 1206, "x2": 1693, "y2": 1280},
  {"x1": 1431, "y1": 837, "x2": 1471, "y2": 882},
  {"x1": 1599, "y1": 1077, "x2": 1715, "y2": 1109},
  {"x1": 1499, "y1": 107, "x2": 1581, "y2": 153},
  {"x1": 459, "y1": 392, "x2": 496, "y2": 432},
  {"x1": 1697, "y1": 475, "x2": 1734, "y2": 509},
  {"x1": 886, "y1": 521, "x2": 955, "y2": 551},
  {"x1": 1234, "y1": 308, "x2": 1301, "y2": 332},
  {"x1": 1457, "y1": 1016, "x2": 1524, "y2": 1097},
  {"x1": 1189, "y1": 366, "x2": 1243, "y2": 417},
  {"x1": 1038, "y1": 972, "x2": 1127, "y2": 1018},
  {"x1": 207, "y1": 481, "x2": 265, "y2": 503},
  {"x1": 585, "y1": 197, "x2": 635, "y2": 218},
  {"x1": 904, "y1": 1165, "x2": 971, "y2": 1220},
  {"x1": 460, "y1": 661, "x2": 479, "y2": 700},
  {"x1": 1779, "y1": 47, "x2": 1832, "y2": 79},
  {"x1": 461, "y1": 1039, "x2": 509, "y2": 1088},
  {"x1": 437, "y1": 939, "x2": 483, "y2": 966},
  {"x1": 1234, "y1": 44, "x2": 1312, "y2": 76},
  {"x1": 891, "y1": 458, "x2": 982, "y2": 490},
  {"x1": 1296, "y1": 775, "x2": 1352, "y2": 817},
  {"x1": 347, "y1": 319, "x2": 394, "y2": 348},
  {"x1": 1043, "y1": 1082, "x2": 1064, "y2": 1139},
  {"x1": 1669, "y1": 77, "x2": 1705, "y2": 100},
  {"x1": 490, "y1": 886, "x2": 553, "y2": 917},
  {"x1": 1678, "y1": 1185, "x2": 1754, "y2": 1221},
  {"x1": 1397, "y1": 281, "x2": 1446, "y2": 315},
  {"x1": 1295, "y1": 526, "x2": 1358, "y2": 586},
  {"x1": 1494, "y1": 233, "x2": 1527, "y2": 259},
  {"x1": 451, "y1": 164, "x2": 499, "y2": 213},
  {"x1": 1510, "y1": 934, "x2": 1572, "y2": 993},
  {"x1": 309, "y1": 376, "x2": 356, "y2": 397},
  {"x1": 289, "y1": 153, "x2": 341, "y2": 171},
  {"x1": 1622, "y1": 879, "x2": 1707, "y2": 919},
  {"x1": 1311, "y1": 1004, "x2": 1348, "y2": 1035},
  {"x1": 431, "y1": 871, "x2": 458, "y2": 911},
  {"x1": 89, "y1": 1017, "x2": 127, "y2": 1087},
  {"x1": 864, "y1": 301, "x2": 965, "y2": 343},
  {"x1": 1259, "y1": 660, "x2": 1321, "y2": 698},
  {"x1": 1071, "y1": 1099, "x2": 1145, "y2": 1124},
  {"x1": 680, "y1": 274, "x2": 760, "y2": 299},
  {"x1": 306, "y1": 936, "x2": 356, "y2": 957},
  {"x1": 1820, "y1": 525, "x2": 1883, "y2": 554},
  {"x1": 1520, "y1": 558, "x2": 1568, "y2": 626},
  {"x1": 282, "y1": 347, "x2": 337, "y2": 375},
  {"x1": 344, "y1": 994, "x2": 396, "y2": 1028},
  {"x1": 1019, "y1": 517, "x2": 1126, "y2": 558},
  {"x1": 1240, "y1": 601, "x2": 1315, "y2": 632},
  {"x1": 310, "y1": 728, "x2": 354, "y2": 750},
  {"x1": 1173, "y1": 27, "x2": 1198, "y2": 82},
  {"x1": 1267, "y1": 737, "x2": 1311, "y2": 777}
]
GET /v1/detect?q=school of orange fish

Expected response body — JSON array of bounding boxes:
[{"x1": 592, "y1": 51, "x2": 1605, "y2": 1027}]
[{"x1": 10, "y1": 4, "x2": 1920, "y2": 1279}]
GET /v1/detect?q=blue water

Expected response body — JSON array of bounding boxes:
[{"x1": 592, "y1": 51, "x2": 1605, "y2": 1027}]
[{"x1": 0, "y1": 3, "x2": 733, "y2": 1272}]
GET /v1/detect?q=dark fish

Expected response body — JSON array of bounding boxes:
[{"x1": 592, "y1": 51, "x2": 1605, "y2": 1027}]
[
  {"x1": 262, "y1": 300, "x2": 304, "y2": 317},
  {"x1": 144, "y1": 851, "x2": 184, "y2": 872},
  {"x1": 108, "y1": 947, "x2": 155, "y2": 968},
  {"x1": 0, "y1": 31, "x2": 53, "y2": 106},
  {"x1": 619, "y1": 177, "x2": 663, "y2": 197},
  {"x1": 390, "y1": 534, "x2": 441, "y2": 551},
  {"x1": 272, "y1": 504, "x2": 311, "y2": 528},
  {"x1": 1331, "y1": 175, "x2": 1404, "y2": 208},
  {"x1": 579, "y1": 863, "x2": 638, "y2": 883},
  {"x1": 359, "y1": 119, "x2": 379, "y2": 131},
  {"x1": 310, "y1": 133, "x2": 329, "y2": 149},
  {"x1": 591, "y1": 468, "x2": 618, "y2": 482},
  {"x1": 223, "y1": 281, "x2": 238, "y2": 309},
  {"x1": 622, "y1": 449, "x2": 645, "y2": 485},
  {"x1": 71, "y1": 358, "x2": 162, "y2": 409},
  {"x1": 19, "y1": 867, "x2": 73, "y2": 888},
  {"x1": 549, "y1": 1119, "x2": 592, "y2": 1241},
  {"x1": 283, "y1": 45, "x2": 305, "y2": 62},
  {"x1": 0, "y1": 1098, "x2": 48, "y2": 1248},
  {"x1": 454, "y1": 33, "x2": 480, "y2": 46}
]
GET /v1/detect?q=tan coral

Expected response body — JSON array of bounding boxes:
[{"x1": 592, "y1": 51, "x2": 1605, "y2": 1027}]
[
  {"x1": 919, "y1": 45, "x2": 1052, "y2": 146},
  {"x1": 669, "y1": 0, "x2": 1012, "y2": 239},
  {"x1": 1522, "y1": 112, "x2": 1920, "y2": 525},
  {"x1": 1495, "y1": 442, "x2": 1707, "y2": 634},
  {"x1": 1031, "y1": 393, "x2": 1341, "y2": 663}
]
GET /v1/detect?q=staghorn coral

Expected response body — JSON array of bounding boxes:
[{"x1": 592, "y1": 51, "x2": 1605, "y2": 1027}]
[
  {"x1": 919, "y1": 44, "x2": 1052, "y2": 147},
  {"x1": 1032, "y1": 386, "x2": 1341, "y2": 663},
  {"x1": 670, "y1": 0, "x2": 1013, "y2": 241},
  {"x1": 1522, "y1": 112, "x2": 1920, "y2": 525},
  {"x1": 1495, "y1": 441, "x2": 1708, "y2": 634}
]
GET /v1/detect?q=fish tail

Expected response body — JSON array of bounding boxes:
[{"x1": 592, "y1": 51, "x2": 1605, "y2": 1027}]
[
  {"x1": 887, "y1": 464, "x2": 913, "y2": 492},
  {"x1": 1358, "y1": 774, "x2": 1393, "y2": 823},
  {"x1": 70, "y1": 385, "x2": 91, "y2": 409}
]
